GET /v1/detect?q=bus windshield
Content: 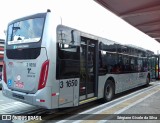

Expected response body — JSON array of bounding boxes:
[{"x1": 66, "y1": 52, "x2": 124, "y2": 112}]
[{"x1": 7, "y1": 17, "x2": 45, "y2": 45}]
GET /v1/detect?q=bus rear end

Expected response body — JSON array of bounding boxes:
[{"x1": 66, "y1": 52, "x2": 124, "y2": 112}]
[{"x1": 2, "y1": 11, "x2": 53, "y2": 109}]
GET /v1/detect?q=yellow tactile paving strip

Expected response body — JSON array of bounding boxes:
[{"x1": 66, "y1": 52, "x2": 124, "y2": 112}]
[{"x1": 80, "y1": 86, "x2": 160, "y2": 123}]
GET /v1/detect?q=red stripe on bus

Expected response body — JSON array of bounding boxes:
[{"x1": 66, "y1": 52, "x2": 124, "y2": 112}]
[
  {"x1": 40, "y1": 100, "x2": 45, "y2": 102},
  {"x1": 52, "y1": 93, "x2": 57, "y2": 96}
]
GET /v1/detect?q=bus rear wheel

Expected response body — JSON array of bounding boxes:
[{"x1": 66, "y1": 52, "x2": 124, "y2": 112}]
[
  {"x1": 103, "y1": 80, "x2": 115, "y2": 102},
  {"x1": 146, "y1": 75, "x2": 150, "y2": 86}
]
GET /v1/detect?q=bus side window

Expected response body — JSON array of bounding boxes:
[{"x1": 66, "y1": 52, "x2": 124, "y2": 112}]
[
  {"x1": 56, "y1": 43, "x2": 80, "y2": 79},
  {"x1": 99, "y1": 51, "x2": 108, "y2": 75}
]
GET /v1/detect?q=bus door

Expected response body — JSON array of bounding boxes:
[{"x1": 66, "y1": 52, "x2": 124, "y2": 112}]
[{"x1": 79, "y1": 37, "x2": 98, "y2": 102}]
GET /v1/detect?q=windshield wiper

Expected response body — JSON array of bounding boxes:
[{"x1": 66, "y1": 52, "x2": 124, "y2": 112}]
[{"x1": 12, "y1": 26, "x2": 20, "y2": 30}]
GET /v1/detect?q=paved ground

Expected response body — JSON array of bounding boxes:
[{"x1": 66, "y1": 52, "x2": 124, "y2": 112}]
[
  {"x1": 55, "y1": 81, "x2": 160, "y2": 123},
  {"x1": 106, "y1": 91, "x2": 160, "y2": 123},
  {"x1": 0, "y1": 90, "x2": 15, "y2": 105},
  {"x1": 1, "y1": 81, "x2": 160, "y2": 123}
]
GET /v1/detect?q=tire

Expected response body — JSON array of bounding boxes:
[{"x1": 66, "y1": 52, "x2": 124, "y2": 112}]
[
  {"x1": 146, "y1": 76, "x2": 150, "y2": 86},
  {"x1": 103, "y1": 80, "x2": 115, "y2": 102}
]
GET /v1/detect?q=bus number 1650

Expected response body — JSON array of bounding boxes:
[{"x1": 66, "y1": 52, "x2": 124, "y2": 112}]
[{"x1": 60, "y1": 80, "x2": 78, "y2": 88}]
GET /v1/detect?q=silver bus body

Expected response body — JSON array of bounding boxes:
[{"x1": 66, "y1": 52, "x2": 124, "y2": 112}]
[{"x1": 2, "y1": 11, "x2": 150, "y2": 109}]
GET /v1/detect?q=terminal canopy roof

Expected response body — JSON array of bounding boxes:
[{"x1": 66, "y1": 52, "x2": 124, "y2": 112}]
[{"x1": 95, "y1": 0, "x2": 160, "y2": 43}]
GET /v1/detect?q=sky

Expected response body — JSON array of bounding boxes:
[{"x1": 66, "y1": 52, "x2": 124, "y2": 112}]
[{"x1": 0, "y1": 0, "x2": 160, "y2": 54}]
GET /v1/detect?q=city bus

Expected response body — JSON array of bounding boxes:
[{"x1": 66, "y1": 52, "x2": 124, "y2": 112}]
[
  {"x1": 0, "y1": 39, "x2": 4, "y2": 89},
  {"x1": 148, "y1": 55, "x2": 160, "y2": 80},
  {"x1": 2, "y1": 10, "x2": 152, "y2": 109},
  {"x1": 0, "y1": 39, "x2": 4, "y2": 78}
]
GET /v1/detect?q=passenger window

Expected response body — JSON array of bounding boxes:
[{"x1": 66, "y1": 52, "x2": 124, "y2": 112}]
[{"x1": 56, "y1": 43, "x2": 80, "y2": 79}]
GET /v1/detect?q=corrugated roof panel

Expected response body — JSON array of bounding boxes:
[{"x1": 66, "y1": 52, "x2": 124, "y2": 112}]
[{"x1": 95, "y1": 0, "x2": 160, "y2": 43}]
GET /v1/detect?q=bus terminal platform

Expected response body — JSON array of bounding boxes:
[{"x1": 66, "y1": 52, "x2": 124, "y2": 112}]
[{"x1": 57, "y1": 81, "x2": 160, "y2": 123}]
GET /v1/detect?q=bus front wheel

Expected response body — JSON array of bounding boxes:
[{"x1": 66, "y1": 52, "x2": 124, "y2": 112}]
[{"x1": 103, "y1": 80, "x2": 115, "y2": 102}]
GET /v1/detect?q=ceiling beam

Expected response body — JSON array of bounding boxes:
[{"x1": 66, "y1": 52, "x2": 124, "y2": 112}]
[
  {"x1": 145, "y1": 30, "x2": 160, "y2": 34},
  {"x1": 135, "y1": 20, "x2": 160, "y2": 27},
  {"x1": 120, "y1": 4, "x2": 160, "y2": 18}
]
